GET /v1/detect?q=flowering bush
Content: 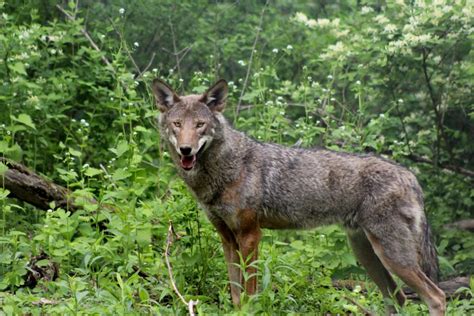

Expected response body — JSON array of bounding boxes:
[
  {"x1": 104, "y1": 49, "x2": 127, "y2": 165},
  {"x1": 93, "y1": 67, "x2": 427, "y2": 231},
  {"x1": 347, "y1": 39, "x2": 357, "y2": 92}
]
[{"x1": 0, "y1": 1, "x2": 472, "y2": 314}]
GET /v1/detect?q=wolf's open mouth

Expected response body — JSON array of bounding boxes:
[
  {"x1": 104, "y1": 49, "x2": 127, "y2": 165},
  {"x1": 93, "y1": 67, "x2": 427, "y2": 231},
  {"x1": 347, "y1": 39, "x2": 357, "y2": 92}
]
[
  {"x1": 180, "y1": 155, "x2": 196, "y2": 170},
  {"x1": 179, "y1": 142, "x2": 207, "y2": 171}
]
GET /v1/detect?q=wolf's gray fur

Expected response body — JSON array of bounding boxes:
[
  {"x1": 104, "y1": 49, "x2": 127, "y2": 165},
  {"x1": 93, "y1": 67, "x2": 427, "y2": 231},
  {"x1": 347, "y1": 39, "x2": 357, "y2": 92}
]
[{"x1": 152, "y1": 79, "x2": 445, "y2": 315}]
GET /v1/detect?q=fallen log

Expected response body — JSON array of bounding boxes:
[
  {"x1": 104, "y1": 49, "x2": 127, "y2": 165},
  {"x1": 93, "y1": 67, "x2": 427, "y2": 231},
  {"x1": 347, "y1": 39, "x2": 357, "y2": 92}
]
[
  {"x1": 0, "y1": 157, "x2": 77, "y2": 211},
  {"x1": 444, "y1": 219, "x2": 474, "y2": 232}
]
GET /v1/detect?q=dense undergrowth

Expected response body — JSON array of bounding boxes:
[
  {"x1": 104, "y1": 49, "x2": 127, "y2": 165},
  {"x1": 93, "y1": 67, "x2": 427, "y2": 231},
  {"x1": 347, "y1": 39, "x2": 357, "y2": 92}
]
[{"x1": 0, "y1": 1, "x2": 473, "y2": 314}]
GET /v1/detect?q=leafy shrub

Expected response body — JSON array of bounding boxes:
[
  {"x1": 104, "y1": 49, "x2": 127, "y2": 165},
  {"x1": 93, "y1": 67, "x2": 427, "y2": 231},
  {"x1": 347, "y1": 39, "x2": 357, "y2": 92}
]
[{"x1": 0, "y1": 1, "x2": 472, "y2": 314}]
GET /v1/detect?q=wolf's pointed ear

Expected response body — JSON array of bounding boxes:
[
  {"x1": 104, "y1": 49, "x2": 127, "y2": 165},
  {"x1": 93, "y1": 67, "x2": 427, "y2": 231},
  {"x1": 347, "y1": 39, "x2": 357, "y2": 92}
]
[
  {"x1": 200, "y1": 79, "x2": 228, "y2": 112},
  {"x1": 152, "y1": 79, "x2": 180, "y2": 112}
]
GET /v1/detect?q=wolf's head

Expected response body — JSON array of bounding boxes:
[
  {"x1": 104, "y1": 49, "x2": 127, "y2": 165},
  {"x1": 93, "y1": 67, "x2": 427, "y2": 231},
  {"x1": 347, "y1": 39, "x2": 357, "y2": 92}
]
[{"x1": 152, "y1": 79, "x2": 228, "y2": 171}]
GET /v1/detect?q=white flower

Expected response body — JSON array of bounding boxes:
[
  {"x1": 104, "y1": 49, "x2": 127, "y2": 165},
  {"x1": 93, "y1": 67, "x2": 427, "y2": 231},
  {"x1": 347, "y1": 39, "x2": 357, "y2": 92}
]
[
  {"x1": 306, "y1": 19, "x2": 317, "y2": 27},
  {"x1": 152, "y1": 68, "x2": 158, "y2": 72},
  {"x1": 272, "y1": 48, "x2": 279, "y2": 54},
  {"x1": 18, "y1": 30, "x2": 30, "y2": 40},
  {"x1": 356, "y1": 80, "x2": 361, "y2": 85},
  {"x1": 286, "y1": 44, "x2": 293, "y2": 50},
  {"x1": 134, "y1": 42, "x2": 139, "y2": 47},
  {"x1": 119, "y1": 8, "x2": 125, "y2": 15},
  {"x1": 373, "y1": 14, "x2": 389, "y2": 25},
  {"x1": 294, "y1": 12, "x2": 308, "y2": 24},
  {"x1": 361, "y1": 6, "x2": 374, "y2": 14},
  {"x1": 327, "y1": 75, "x2": 333, "y2": 80},
  {"x1": 238, "y1": 60, "x2": 245, "y2": 66},
  {"x1": 384, "y1": 24, "x2": 397, "y2": 33},
  {"x1": 317, "y1": 18, "x2": 331, "y2": 27}
]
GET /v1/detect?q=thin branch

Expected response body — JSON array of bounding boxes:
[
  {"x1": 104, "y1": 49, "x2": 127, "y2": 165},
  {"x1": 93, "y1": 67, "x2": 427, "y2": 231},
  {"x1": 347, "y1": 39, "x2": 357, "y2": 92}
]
[
  {"x1": 160, "y1": 46, "x2": 193, "y2": 74},
  {"x1": 165, "y1": 221, "x2": 198, "y2": 316},
  {"x1": 422, "y1": 48, "x2": 442, "y2": 167},
  {"x1": 135, "y1": 52, "x2": 156, "y2": 79},
  {"x1": 176, "y1": 46, "x2": 193, "y2": 65},
  {"x1": 235, "y1": 0, "x2": 270, "y2": 116},
  {"x1": 108, "y1": 17, "x2": 151, "y2": 80},
  {"x1": 108, "y1": 18, "x2": 139, "y2": 74},
  {"x1": 343, "y1": 295, "x2": 375, "y2": 316},
  {"x1": 56, "y1": 5, "x2": 115, "y2": 74},
  {"x1": 168, "y1": 16, "x2": 182, "y2": 85},
  {"x1": 406, "y1": 154, "x2": 474, "y2": 178},
  {"x1": 390, "y1": 88, "x2": 414, "y2": 156}
]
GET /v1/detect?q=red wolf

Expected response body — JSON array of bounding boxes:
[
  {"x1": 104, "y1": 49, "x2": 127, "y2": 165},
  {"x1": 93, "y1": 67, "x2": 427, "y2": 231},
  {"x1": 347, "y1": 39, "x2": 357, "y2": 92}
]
[{"x1": 152, "y1": 79, "x2": 446, "y2": 315}]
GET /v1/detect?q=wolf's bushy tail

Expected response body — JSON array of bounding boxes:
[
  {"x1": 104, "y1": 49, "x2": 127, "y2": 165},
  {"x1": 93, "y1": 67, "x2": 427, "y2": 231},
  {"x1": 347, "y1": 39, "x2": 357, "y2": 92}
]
[{"x1": 420, "y1": 218, "x2": 439, "y2": 283}]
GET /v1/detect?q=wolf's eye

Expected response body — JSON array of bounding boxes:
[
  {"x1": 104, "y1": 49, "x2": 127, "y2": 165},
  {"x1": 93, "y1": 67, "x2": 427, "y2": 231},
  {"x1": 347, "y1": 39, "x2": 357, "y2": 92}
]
[
  {"x1": 196, "y1": 122, "x2": 205, "y2": 128},
  {"x1": 173, "y1": 121, "x2": 181, "y2": 128}
]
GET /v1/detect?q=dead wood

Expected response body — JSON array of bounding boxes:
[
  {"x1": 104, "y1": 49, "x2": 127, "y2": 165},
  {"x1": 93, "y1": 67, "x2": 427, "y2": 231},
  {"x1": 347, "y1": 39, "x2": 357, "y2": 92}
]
[
  {"x1": 0, "y1": 157, "x2": 77, "y2": 211},
  {"x1": 444, "y1": 219, "x2": 474, "y2": 232}
]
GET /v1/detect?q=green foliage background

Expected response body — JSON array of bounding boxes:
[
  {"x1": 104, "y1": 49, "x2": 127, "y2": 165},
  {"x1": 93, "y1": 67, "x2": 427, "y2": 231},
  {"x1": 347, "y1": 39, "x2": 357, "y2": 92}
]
[{"x1": 0, "y1": 0, "x2": 473, "y2": 314}]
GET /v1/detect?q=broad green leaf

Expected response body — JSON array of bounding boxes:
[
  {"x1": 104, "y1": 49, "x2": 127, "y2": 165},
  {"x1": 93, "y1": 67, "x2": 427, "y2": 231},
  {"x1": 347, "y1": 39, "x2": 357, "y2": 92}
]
[
  {"x1": 84, "y1": 167, "x2": 102, "y2": 177},
  {"x1": 0, "y1": 162, "x2": 8, "y2": 175},
  {"x1": 109, "y1": 140, "x2": 129, "y2": 158},
  {"x1": 112, "y1": 168, "x2": 131, "y2": 181},
  {"x1": 13, "y1": 114, "x2": 36, "y2": 130},
  {"x1": 68, "y1": 147, "x2": 82, "y2": 157},
  {"x1": 0, "y1": 141, "x2": 9, "y2": 153},
  {"x1": 0, "y1": 188, "x2": 10, "y2": 199},
  {"x1": 10, "y1": 62, "x2": 27, "y2": 75}
]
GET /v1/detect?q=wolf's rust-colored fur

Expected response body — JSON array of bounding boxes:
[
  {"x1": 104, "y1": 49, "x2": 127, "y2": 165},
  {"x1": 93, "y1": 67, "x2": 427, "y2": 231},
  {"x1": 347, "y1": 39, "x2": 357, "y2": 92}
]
[{"x1": 152, "y1": 79, "x2": 446, "y2": 315}]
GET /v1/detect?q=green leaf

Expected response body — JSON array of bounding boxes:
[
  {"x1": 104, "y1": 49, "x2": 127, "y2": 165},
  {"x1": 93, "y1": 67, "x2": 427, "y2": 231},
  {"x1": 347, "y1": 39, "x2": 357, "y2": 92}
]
[
  {"x1": 36, "y1": 259, "x2": 51, "y2": 267},
  {"x1": 112, "y1": 168, "x2": 131, "y2": 181},
  {"x1": 109, "y1": 140, "x2": 129, "y2": 158},
  {"x1": 0, "y1": 141, "x2": 9, "y2": 153},
  {"x1": 10, "y1": 62, "x2": 27, "y2": 75},
  {"x1": 84, "y1": 167, "x2": 103, "y2": 177},
  {"x1": 68, "y1": 147, "x2": 82, "y2": 157},
  {"x1": 0, "y1": 162, "x2": 8, "y2": 175},
  {"x1": 13, "y1": 114, "x2": 36, "y2": 130},
  {"x1": 0, "y1": 188, "x2": 10, "y2": 199}
]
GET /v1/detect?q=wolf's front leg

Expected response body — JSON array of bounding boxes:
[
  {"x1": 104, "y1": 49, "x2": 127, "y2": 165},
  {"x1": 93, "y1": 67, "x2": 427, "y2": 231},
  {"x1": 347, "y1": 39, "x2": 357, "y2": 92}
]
[
  {"x1": 236, "y1": 227, "x2": 261, "y2": 295},
  {"x1": 214, "y1": 220, "x2": 242, "y2": 305},
  {"x1": 235, "y1": 208, "x2": 261, "y2": 296}
]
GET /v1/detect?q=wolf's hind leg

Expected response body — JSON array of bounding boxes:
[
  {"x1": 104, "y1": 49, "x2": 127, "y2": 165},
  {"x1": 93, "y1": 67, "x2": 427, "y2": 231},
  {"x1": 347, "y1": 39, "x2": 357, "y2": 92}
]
[
  {"x1": 347, "y1": 229, "x2": 405, "y2": 314},
  {"x1": 364, "y1": 230, "x2": 446, "y2": 316}
]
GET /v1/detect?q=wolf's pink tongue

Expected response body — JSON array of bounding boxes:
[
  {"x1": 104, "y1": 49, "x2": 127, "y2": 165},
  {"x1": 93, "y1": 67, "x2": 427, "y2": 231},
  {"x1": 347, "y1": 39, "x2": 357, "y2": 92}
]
[{"x1": 180, "y1": 155, "x2": 196, "y2": 170}]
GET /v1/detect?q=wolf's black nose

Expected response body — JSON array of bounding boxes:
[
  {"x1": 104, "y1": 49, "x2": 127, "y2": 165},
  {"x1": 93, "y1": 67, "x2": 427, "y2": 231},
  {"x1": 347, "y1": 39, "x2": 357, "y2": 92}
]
[{"x1": 180, "y1": 146, "x2": 192, "y2": 156}]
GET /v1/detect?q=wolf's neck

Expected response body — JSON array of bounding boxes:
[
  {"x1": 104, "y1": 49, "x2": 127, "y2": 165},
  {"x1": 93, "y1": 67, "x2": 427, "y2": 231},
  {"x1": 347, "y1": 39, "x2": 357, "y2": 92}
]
[{"x1": 180, "y1": 123, "x2": 249, "y2": 201}]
